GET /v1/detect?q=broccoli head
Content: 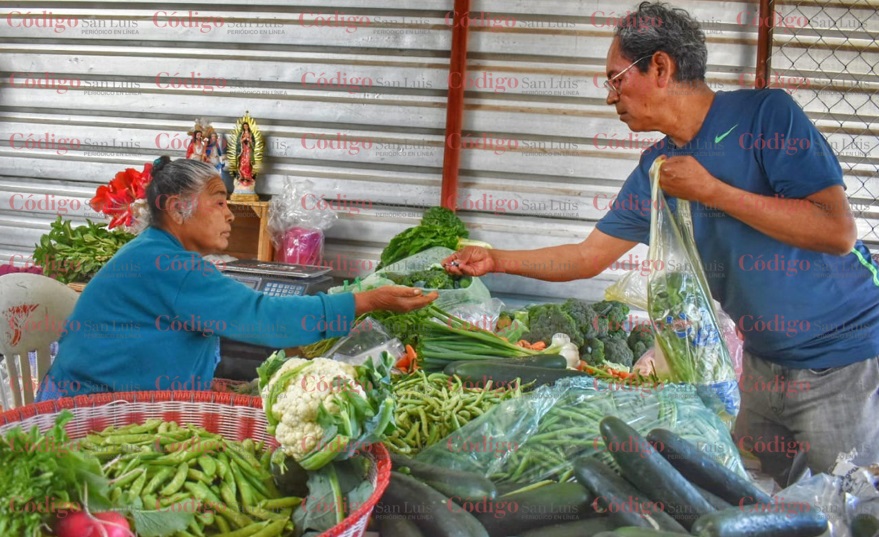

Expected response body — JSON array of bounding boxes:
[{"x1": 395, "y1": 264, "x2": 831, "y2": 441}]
[
  {"x1": 627, "y1": 323, "x2": 655, "y2": 359},
  {"x1": 579, "y1": 337, "x2": 605, "y2": 366},
  {"x1": 601, "y1": 337, "x2": 635, "y2": 368},
  {"x1": 526, "y1": 303, "x2": 583, "y2": 347},
  {"x1": 561, "y1": 299, "x2": 598, "y2": 340},
  {"x1": 592, "y1": 300, "x2": 631, "y2": 335}
]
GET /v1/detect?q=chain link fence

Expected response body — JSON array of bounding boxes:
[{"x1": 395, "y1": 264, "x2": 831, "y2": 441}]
[{"x1": 769, "y1": 0, "x2": 879, "y2": 246}]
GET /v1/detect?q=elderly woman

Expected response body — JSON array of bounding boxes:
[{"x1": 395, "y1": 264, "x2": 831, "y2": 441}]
[{"x1": 37, "y1": 157, "x2": 435, "y2": 400}]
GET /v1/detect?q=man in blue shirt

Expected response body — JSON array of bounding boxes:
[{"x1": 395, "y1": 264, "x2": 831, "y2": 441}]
[{"x1": 445, "y1": 2, "x2": 879, "y2": 485}]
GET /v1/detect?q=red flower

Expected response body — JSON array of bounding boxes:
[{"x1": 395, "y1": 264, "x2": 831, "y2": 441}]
[{"x1": 90, "y1": 163, "x2": 153, "y2": 229}]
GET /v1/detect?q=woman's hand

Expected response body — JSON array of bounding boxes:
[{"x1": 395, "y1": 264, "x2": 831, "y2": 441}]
[
  {"x1": 354, "y1": 286, "x2": 438, "y2": 316},
  {"x1": 442, "y1": 246, "x2": 495, "y2": 277}
]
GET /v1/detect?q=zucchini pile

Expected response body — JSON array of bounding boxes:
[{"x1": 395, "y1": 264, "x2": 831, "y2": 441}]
[
  {"x1": 374, "y1": 418, "x2": 833, "y2": 537},
  {"x1": 579, "y1": 417, "x2": 828, "y2": 537}
]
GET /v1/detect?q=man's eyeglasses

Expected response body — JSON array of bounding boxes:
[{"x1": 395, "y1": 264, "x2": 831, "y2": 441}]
[{"x1": 604, "y1": 55, "x2": 652, "y2": 95}]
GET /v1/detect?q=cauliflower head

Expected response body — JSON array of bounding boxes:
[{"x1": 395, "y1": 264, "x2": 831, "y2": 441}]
[{"x1": 262, "y1": 357, "x2": 364, "y2": 459}]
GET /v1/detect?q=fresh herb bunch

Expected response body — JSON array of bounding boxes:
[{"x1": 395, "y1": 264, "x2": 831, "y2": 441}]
[
  {"x1": 383, "y1": 266, "x2": 472, "y2": 290},
  {"x1": 648, "y1": 271, "x2": 734, "y2": 383},
  {"x1": 33, "y1": 216, "x2": 134, "y2": 283},
  {"x1": 0, "y1": 411, "x2": 110, "y2": 537},
  {"x1": 377, "y1": 207, "x2": 491, "y2": 270}
]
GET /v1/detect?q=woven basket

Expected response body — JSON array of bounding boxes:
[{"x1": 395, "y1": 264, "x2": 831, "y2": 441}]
[{"x1": 0, "y1": 390, "x2": 391, "y2": 537}]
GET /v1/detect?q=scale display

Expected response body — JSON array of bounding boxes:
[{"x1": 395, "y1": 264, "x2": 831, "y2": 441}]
[{"x1": 219, "y1": 260, "x2": 333, "y2": 297}]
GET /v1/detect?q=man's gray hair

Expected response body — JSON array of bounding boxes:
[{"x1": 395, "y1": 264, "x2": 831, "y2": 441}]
[
  {"x1": 615, "y1": 1, "x2": 708, "y2": 82},
  {"x1": 146, "y1": 156, "x2": 216, "y2": 226}
]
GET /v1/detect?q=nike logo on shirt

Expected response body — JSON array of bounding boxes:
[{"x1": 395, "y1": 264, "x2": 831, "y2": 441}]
[{"x1": 714, "y1": 124, "x2": 738, "y2": 143}]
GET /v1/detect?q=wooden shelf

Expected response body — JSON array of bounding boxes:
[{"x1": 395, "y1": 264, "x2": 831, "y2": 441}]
[{"x1": 227, "y1": 200, "x2": 274, "y2": 261}]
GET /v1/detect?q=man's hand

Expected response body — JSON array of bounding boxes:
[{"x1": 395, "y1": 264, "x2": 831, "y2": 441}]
[
  {"x1": 354, "y1": 286, "x2": 438, "y2": 316},
  {"x1": 442, "y1": 246, "x2": 496, "y2": 277},
  {"x1": 658, "y1": 155, "x2": 721, "y2": 203}
]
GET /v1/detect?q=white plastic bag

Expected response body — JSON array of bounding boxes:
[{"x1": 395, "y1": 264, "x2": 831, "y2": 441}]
[{"x1": 268, "y1": 179, "x2": 337, "y2": 265}]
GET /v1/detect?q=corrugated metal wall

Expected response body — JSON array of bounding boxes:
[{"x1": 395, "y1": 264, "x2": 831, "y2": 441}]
[{"x1": 0, "y1": 1, "x2": 783, "y2": 304}]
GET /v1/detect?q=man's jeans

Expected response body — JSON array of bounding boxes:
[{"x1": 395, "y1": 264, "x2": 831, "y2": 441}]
[{"x1": 735, "y1": 351, "x2": 879, "y2": 486}]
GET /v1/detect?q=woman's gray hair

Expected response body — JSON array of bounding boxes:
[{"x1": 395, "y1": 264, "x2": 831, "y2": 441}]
[
  {"x1": 146, "y1": 156, "x2": 217, "y2": 227},
  {"x1": 615, "y1": 1, "x2": 707, "y2": 82}
]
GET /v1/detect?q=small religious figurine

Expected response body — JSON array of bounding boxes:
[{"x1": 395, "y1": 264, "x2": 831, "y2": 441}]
[
  {"x1": 185, "y1": 129, "x2": 206, "y2": 160},
  {"x1": 204, "y1": 131, "x2": 226, "y2": 174},
  {"x1": 226, "y1": 112, "x2": 264, "y2": 202}
]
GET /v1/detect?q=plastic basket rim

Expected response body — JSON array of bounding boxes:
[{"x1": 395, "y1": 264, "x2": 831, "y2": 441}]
[{"x1": 0, "y1": 390, "x2": 391, "y2": 537}]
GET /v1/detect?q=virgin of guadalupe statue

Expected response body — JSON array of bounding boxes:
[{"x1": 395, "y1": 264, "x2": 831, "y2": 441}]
[{"x1": 226, "y1": 112, "x2": 264, "y2": 202}]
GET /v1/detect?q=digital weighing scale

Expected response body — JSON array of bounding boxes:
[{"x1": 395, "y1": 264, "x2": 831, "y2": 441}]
[
  {"x1": 219, "y1": 259, "x2": 334, "y2": 296},
  {"x1": 215, "y1": 259, "x2": 336, "y2": 381}
]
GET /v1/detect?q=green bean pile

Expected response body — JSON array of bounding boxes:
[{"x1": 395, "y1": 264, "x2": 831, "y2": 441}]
[
  {"x1": 385, "y1": 371, "x2": 525, "y2": 456},
  {"x1": 80, "y1": 419, "x2": 300, "y2": 536},
  {"x1": 490, "y1": 384, "x2": 744, "y2": 485}
]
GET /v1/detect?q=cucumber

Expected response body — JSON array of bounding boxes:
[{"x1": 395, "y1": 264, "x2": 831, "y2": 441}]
[
  {"x1": 379, "y1": 515, "x2": 426, "y2": 537},
  {"x1": 691, "y1": 505, "x2": 828, "y2": 537},
  {"x1": 444, "y1": 361, "x2": 588, "y2": 388},
  {"x1": 646, "y1": 428, "x2": 771, "y2": 506},
  {"x1": 391, "y1": 453, "x2": 497, "y2": 502},
  {"x1": 851, "y1": 513, "x2": 879, "y2": 537},
  {"x1": 380, "y1": 471, "x2": 489, "y2": 537},
  {"x1": 692, "y1": 484, "x2": 733, "y2": 511},
  {"x1": 475, "y1": 482, "x2": 595, "y2": 537},
  {"x1": 599, "y1": 417, "x2": 714, "y2": 530},
  {"x1": 517, "y1": 517, "x2": 618, "y2": 537},
  {"x1": 573, "y1": 456, "x2": 687, "y2": 533}
]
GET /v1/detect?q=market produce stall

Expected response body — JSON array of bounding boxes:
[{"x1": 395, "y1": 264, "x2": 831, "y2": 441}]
[{"x1": 7, "y1": 195, "x2": 879, "y2": 536}]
